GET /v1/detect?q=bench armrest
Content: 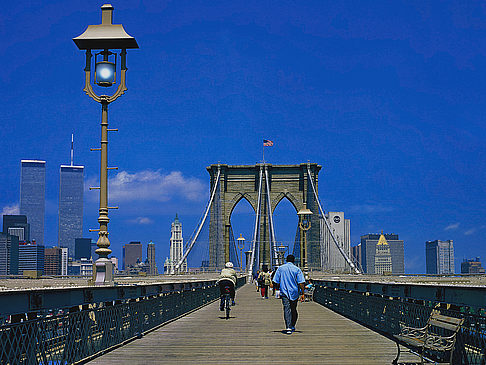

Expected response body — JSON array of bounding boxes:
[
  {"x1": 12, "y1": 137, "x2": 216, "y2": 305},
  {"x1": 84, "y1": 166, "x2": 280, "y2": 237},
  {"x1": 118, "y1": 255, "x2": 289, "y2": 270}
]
[
  {"x1": 400, "y1": 324, "x2": 427, "y2": 338},
  {"x1": 424, "y1": 334, "x2": 456, "y2": 351}
]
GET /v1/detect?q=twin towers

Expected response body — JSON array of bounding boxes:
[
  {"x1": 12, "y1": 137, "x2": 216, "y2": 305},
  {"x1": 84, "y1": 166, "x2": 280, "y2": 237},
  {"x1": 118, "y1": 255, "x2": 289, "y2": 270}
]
[{"x1": 206, "y1": 163, "x2": 322, "y2": 271}]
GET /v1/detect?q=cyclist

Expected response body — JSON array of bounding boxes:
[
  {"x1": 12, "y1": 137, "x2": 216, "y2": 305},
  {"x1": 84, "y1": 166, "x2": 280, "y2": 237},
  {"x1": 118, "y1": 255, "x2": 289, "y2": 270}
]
[{"x1": 217, "y1": 262, "x2": 238, "y2": 310}]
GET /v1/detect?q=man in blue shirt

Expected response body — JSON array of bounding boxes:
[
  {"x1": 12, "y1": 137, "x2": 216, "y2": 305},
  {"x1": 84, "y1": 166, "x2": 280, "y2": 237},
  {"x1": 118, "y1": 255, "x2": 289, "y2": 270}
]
[{"x1": 272, "y1": 254, "x2": 306, "y2": 334}]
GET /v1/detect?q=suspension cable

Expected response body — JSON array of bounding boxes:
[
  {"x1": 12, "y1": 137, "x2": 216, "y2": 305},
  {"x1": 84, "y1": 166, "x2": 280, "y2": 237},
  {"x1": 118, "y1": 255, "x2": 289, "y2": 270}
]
[
  {"x1": 264, "y1": 166, "x2": 278, "y2": 267},
  {"x1": 248, "y1": 166, "x2": 263, "y2": 275},
  {"x1": 175, "y1": 167, "x2": 221, "y2": 271},
  {"x1": 306, "y1": 165, "x2": 361, "y2": 274}
]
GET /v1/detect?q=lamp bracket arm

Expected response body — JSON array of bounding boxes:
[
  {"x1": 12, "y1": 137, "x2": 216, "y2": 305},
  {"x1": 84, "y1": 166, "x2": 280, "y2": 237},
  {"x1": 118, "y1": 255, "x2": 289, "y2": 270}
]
[
  {"x1": 83, "y1": 70, "x2": 102, "y2": 103},
  {"x1": 106, "y1": 69, "x2": 127, "y2": 103}
]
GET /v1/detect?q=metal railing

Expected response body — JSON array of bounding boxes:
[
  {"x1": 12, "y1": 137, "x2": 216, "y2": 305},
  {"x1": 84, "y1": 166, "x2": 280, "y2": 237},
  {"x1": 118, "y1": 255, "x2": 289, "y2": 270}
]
[
  {"x1": 313, "y1": 279, "x2": 486, "y2": 364},
  {"x1": 0, "y1": 277, "x2": 246, "y2": 364}
]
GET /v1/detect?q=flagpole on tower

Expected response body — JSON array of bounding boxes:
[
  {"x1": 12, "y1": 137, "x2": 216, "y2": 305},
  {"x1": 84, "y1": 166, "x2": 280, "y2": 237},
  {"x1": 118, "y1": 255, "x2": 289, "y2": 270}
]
[
  {"x1": 262, "y1": 139, "x2": 274, "y2": 164},
  {"x1": 263, "y1": 140, "x2": 265, "y2": 164}
]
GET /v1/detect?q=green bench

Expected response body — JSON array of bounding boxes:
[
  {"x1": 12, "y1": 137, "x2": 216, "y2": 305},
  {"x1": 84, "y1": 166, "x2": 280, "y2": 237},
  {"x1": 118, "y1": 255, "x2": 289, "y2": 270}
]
[{"x1": 393, "y1": 310, "x2": 464, "y2": 365}]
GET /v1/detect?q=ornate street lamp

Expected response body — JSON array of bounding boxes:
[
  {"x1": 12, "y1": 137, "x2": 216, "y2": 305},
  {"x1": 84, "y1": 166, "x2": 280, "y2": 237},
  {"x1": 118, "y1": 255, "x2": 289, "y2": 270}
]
[
  {"x1": 297, "y1": 203, "x2": 313, "y2": 280},
  {"x1": 73, "y1": 4, "x2": 138, "y2": 285},
  {"x1": 236, "y1": 234, "x2": 246, "y2": 272}
]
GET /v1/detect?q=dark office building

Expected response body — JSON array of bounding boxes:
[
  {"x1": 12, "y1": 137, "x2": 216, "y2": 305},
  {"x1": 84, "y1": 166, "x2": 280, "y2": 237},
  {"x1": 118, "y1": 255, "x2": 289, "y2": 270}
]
[
  {"x1": 2, "y1": 215, "x2": 30, "y2": 243},
  {"x1": 91, "y1": 241, "x2": 98, "y2": 261},
  {"x1": 122, "y1": 241, "x2": 142, "y2": 270},
  {"x1": 461, "y1": 257, "x2": 485, "y2": 274},
  {"x1": 147, "y1": 241, "x2": 157, "y2": 275},
  {"x1": 19, "y1": 243, "x2": 45, "y2": 275},
  {"x1": 44, "y1": 247, "x2": 62, "y2": 275},
  {"x1": 425, "y1": 240, "x2": 454, "y2": 274},
  {"x1": 360, "y1": 233, "x2": 404, "y2": 274},
  {"x1": 20, "y1": 160, "x2": 46, "y2": 245},
  {"x1": 59, "y1": 165, "x2": 84, "y2": 258},
  {"x1": 75, "y1": 238, "x2": 92, "y2": 260},
  {"x1": 0, "y1": 233, "x2": 19, "y2": 275}
]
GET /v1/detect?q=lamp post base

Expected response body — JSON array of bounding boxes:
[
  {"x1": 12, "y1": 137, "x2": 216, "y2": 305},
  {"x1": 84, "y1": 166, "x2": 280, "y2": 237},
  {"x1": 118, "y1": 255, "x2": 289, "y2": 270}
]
[{"x1": 91, "y1": 258, "x2": 114, "y2": 286}]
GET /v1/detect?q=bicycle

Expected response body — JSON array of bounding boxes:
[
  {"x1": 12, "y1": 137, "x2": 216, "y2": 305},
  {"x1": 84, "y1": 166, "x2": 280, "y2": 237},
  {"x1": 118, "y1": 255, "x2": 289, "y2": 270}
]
[{"x1": 220, "y1": 284, "x2": 232, "y2": 319}]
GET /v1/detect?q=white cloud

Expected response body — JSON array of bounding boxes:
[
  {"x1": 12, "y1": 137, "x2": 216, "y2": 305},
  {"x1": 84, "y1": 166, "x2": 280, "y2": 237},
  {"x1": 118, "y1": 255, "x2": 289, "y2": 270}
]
[
  {"x1": 464, "y1": 228, "x2": 476, "y2": 236},
  {"x1": 1, "y1": 204, "x2": 19, "y2": 215},
  {"x1": 444, "y1": 223, "x2": 460, "y2": 231},
  {"x1": 86, "y1": 170, "x2": 205, "y2": 203},
  {"x1": 127, "y1": 217, "x2": 154, "y2": 225},
  {"x1": 349, "y1": 204, "x2": 394, "y2": 214}
]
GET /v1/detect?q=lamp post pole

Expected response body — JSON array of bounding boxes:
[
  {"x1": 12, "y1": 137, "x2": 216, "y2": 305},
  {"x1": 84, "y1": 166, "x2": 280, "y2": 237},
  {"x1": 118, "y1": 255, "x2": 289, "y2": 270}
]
[
  {"x1": 73, "y1": 4, "x2": 138, "y2": 285},
  {"x1": 298, "y1": 203, "x2": 313, "y2": 280},
  {"x1": 97, "y1": 101, "x2": 110, "y2": 260}
]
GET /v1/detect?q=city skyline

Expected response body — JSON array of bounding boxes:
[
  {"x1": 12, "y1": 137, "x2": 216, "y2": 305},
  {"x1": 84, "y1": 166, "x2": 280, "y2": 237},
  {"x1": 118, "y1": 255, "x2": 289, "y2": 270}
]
[{"x1": 1, "y1": 1, "x2": 486, "y2": 273}]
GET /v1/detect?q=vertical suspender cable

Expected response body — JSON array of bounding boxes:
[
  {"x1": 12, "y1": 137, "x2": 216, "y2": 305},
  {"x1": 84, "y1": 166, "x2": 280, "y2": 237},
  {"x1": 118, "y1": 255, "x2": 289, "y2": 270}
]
[
  {"x1": 306, "y1": 165, "x2": 360, "y2": 274},
  {"x1": 248, "y1": 166, "x2": 263, "y2": 275},
  {"x1": 175, "y1": 167, "x2": 221, "y2": 271},
  {"x1": 264, "y1": 166, "x2": 278, "y2": 267}
]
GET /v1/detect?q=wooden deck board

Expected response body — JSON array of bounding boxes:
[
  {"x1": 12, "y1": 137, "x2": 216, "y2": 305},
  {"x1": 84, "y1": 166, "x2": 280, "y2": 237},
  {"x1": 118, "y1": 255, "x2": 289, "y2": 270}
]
[{"x1": 87, "y1": 284, "x2": 420, "y2": 364}]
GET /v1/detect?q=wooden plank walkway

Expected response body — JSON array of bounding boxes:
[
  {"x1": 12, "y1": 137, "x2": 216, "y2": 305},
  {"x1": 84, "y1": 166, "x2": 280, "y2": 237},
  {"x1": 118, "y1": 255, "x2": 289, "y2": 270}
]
[{"x1": 87, "y1": 284, "x2": 420, "y2": 364}]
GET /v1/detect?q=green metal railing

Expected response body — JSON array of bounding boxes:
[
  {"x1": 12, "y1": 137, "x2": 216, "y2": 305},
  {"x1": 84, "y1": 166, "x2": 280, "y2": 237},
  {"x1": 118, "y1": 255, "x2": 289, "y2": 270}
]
[
  {"x1": 0, "y1": 277, "x2": 246, "y2": 364},
  {"x1": 313, "y1": 279, "x2": 486, "y2": 364}
]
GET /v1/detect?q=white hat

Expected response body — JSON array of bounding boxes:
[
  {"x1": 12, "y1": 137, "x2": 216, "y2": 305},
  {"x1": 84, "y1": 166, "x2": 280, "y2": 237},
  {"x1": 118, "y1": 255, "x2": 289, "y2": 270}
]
[{"x1": 225, "y1": 262, "x2": 234, "y2": 268}]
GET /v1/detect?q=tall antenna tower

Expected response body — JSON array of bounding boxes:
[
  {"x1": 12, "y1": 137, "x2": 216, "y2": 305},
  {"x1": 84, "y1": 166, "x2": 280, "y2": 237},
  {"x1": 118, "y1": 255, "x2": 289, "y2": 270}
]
[{"x1": 70, "y1": 133, "x2": 74, "y2": 166}]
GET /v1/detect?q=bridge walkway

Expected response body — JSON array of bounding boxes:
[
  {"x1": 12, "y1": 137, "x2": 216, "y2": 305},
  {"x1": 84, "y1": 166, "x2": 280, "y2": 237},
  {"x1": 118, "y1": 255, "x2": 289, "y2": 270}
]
[{"x1": 87, "y1": 283, "x2": 420, "y2": 364}]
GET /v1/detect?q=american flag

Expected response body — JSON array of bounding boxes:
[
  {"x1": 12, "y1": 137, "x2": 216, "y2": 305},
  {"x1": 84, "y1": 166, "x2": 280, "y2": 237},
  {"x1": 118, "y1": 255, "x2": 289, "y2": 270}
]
[{"x1": 263, "y1": 139, "x2": 274, "y2": 147}]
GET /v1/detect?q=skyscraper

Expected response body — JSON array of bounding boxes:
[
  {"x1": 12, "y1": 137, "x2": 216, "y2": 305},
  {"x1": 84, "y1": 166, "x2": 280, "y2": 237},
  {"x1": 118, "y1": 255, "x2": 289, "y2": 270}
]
[
  {"x1": 58, "y1": 137, "x2": 84, "y2": 258},
  {"x1": 351, "y1": 243, "x2": 361, "y2": 269},
  {"x1": 164, "y1": 214, "x2": 186, "y2": 274},
  {"x1": 360, "y1": 232, "x2": 404, "y2": 274},
  {"x1": 19, "y1": 242, "x2": 45, "y2": 275},
  {"x1": 122, "y1": 242, "x2": 142, "y2": 270},
  {"x1": 147, "y1": 241, "x2": 157, "y2": 275},
  {"x1": 75, "y1": 238, "x2": 92, "y2": 260},
  {"x1": 425, "y1": 240, "x2": 454, "y2": 274},
  {"x1": 320, "y1": 212, "x2": 351, "y2": 272},
  {"x1": 374, "y1": 233, "x2": 393, "y2": 275},
  {"x1": 44, "y1": 247, "x2": 62, "y2": 275},
  {"x1": 461, "y1": 257, "x2": 485, "y2": 274},
  {"x1": 2, "y1": 215, "x2": 30, "y2": 243},
  {"x1": 61, "y1": 247, "x2": 68, "y2": 276},
  {"x1": 0, "y1": 233, "x2": 19, "y2": 275},
  {"x1": 20, "y1": 160, "x2": 46, "y2": 245}
]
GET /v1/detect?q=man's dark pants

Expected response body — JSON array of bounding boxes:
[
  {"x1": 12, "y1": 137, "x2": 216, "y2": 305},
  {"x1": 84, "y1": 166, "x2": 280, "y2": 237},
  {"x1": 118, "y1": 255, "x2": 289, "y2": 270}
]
[{"x1": 281, "y1": 293, "x2": 298, "y2": 329}]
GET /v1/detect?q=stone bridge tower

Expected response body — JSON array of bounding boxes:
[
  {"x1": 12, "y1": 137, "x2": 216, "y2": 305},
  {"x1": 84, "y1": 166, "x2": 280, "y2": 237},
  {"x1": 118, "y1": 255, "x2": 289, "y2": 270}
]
[{"x1": 207, "y1": 163, "x2": 321, "y2": 271}]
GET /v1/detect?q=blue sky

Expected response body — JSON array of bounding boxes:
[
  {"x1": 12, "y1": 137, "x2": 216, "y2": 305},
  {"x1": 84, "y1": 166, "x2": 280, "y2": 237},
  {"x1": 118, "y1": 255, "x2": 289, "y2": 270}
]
[{"x1": 1, "y1": 1, "x2": 486, "y2": 273}]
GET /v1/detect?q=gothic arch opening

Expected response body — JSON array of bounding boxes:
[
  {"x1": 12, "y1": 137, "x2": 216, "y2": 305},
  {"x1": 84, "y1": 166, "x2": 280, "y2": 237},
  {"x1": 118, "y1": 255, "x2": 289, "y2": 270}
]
[
  {"x1": 228, "y1": 196, "x2": 255, "y2": 270},
  {"x1": 272, "y1": 196, "x2": 299, "y2": 262}
]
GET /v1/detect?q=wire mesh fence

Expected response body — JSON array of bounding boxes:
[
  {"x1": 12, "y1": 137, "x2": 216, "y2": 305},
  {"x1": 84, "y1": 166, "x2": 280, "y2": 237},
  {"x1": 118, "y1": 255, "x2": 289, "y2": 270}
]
[
  {"x1": 0, "y1": 277, "x2": 246, "y2": 364},
  {"x1": 313, "y1": 279, "x2": 486, "y2": 364}
]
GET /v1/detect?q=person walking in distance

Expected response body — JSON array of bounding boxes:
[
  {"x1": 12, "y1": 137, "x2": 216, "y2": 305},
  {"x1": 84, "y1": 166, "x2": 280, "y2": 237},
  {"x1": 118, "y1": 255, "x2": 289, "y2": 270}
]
[
  {"x1": 254, "y1": 270, "x2": 260, "y2": 291},
  {"x1": 272, "y1": 255, "x2": 305, "y2": 334},
  {"x1": 258, "y1": 266, "x2": 271, "y2": 299}
]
